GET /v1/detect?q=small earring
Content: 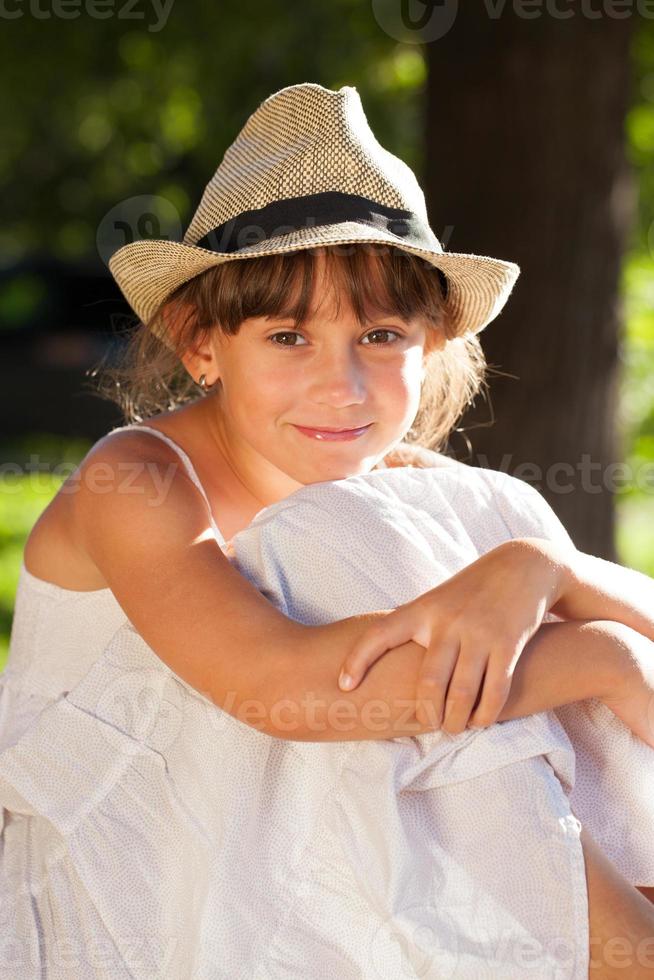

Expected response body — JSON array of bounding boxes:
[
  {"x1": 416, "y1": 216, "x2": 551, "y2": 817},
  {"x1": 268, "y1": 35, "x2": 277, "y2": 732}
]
[{"x1": 198, "y1": 374, "x2": 215, "y2": 391}]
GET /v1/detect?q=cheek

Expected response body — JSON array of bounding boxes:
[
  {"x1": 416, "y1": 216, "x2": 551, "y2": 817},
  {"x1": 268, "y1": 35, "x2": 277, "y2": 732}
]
[
  {"x1": 384, "y1": 356, "x2": 426, "y2": 424},
  {"x1": 235, "y1": 365, "x2": 297, "y2": 421},
  {"x1": 378, "y1": 353, "x2": 423, "y2": 399}
]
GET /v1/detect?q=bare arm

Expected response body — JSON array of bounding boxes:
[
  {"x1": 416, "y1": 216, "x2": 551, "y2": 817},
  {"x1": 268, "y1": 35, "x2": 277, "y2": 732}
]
[
  {"x1": 74, "y1": 435, "x2": 642, "y2": 745},
  {"x1": 530, "y1": 538, "x2": 654, "y2": 643},
  {"x1": 74, "y1": 433, "x2": 306, "y2": 732},
  {"x1": 263, "y1": 616, "x2": 633, "y2": 742}
]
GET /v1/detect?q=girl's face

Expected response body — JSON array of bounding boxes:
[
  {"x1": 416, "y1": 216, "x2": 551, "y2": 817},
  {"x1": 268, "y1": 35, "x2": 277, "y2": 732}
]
[{"x1": 198, "y1": 251, "x2": 444, "y2": 500}]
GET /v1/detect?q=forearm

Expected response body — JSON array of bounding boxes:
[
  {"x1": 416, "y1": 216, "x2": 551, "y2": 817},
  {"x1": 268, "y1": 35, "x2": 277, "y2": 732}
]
[
  {"x1": 265, "y1": 612, "x2": 433, "y2": 742},
  {"x1": 266, "y1": 615, "x2": 618, "y2": 742},
  {"x1": 541, "y1": 539, "x2": 654, "y2": 643},
  {"x1": 496, "y1": 619, "x2": 622, "y2": 723}
]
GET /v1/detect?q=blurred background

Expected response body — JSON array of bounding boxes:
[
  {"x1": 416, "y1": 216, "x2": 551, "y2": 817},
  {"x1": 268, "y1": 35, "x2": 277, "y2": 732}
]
[{"x1": 1, "y1": 3, "x2": 653, "y2": 667}]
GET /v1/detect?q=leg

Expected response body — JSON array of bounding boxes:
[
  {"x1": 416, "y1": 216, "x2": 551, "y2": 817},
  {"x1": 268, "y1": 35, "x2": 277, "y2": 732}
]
[{"x1": 582, "y1": 825, "x2": 654, "y2": 976}]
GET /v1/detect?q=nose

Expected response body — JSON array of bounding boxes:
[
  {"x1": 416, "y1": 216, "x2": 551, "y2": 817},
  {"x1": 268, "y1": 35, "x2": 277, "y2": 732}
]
[{"x1": 307, "y1": 342, "x2": 367, "y2": 408}]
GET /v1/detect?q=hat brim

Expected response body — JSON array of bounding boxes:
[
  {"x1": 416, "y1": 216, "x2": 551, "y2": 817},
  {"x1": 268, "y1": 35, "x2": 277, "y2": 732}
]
[{"x1": 108, "y1": 221, "x2": 520, "y2": 340}]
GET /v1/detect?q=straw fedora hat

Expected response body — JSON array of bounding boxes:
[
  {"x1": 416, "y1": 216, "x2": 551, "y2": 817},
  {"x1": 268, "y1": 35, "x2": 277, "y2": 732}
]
[{"x1": 108, "y1": 82, "x2": 520, "y2": 344}]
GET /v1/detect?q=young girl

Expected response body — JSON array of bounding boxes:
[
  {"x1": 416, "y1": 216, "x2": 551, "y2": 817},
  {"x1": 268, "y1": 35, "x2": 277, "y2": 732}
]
[{"x1": 1, "y1": 82, "x2": 653, "y2": 978}]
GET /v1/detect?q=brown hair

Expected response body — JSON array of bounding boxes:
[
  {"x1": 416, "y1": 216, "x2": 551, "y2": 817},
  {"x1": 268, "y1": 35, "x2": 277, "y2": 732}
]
[{"x1": 89, "y1": 244, "x2": 489, "y2": 454}]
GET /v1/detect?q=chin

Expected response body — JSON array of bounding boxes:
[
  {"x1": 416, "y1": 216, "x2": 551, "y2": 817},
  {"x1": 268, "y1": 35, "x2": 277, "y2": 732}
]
[{"x1": 320, "y1": 458, "x2": 375, "y2": 479}]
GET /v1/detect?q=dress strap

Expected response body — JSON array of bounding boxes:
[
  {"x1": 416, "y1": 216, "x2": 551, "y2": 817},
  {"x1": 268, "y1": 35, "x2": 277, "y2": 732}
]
[{"x1": 109, "y1": 424, "x2": 227, "y2": 546}]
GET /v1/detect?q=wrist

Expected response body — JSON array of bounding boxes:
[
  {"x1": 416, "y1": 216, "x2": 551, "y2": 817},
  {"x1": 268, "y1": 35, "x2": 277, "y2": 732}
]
[
  {"x1": 547, "y1": 543, "x2": 578, "y2": 616},
  {"x1": 502, "y1": 536, "x2": 575, "y2": 616}
]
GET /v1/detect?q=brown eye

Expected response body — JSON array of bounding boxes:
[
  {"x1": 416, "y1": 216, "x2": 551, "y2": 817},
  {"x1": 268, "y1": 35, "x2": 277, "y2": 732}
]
[
  {"x1": 362, "y1": 329, "x2": 401, "y2": 346},
  {"x1": 268, "y1": 331, "x2": 307, "y2": 348}
]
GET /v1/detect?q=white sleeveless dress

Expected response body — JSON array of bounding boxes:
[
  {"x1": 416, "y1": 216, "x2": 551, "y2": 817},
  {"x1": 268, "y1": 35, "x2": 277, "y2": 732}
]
[{"x1": 1, "y1": 423, "x2": 652, "y2": 980}]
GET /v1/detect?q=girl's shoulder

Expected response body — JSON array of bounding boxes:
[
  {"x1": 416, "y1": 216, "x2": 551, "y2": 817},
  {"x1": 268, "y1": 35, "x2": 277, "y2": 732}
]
[{"x1": 22, "y1": 427, "x2": 191, "y2": 593}]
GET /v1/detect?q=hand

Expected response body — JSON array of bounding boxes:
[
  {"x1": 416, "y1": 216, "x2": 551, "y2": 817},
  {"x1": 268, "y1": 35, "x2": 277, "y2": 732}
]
[{"x1": 337, "y1": 538, "x2": 570, "y2": 735}]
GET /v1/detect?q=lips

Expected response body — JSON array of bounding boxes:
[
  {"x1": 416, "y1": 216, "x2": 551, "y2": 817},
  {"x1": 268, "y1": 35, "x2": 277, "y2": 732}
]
[
  {"x1": 303, "y1": 425, "x2": 371, "y2": 433},
  {"x1": 292, "y1": 423, "x2": 373, "y2": 442}
]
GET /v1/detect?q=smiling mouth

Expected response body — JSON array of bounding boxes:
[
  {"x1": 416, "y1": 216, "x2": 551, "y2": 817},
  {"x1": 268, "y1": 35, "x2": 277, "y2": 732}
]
[{"x1": 292, "y1": 423, "x2": 373, "y2": 442}]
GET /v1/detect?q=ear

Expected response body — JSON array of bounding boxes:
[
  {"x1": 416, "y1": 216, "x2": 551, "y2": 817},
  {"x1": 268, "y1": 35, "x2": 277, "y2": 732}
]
[
  {"x1": 180, "y1": 343, "x2": 220, "y2": 387},
  {"x1": 161, "y1": 299, "x2": 221, "y2": 386}
]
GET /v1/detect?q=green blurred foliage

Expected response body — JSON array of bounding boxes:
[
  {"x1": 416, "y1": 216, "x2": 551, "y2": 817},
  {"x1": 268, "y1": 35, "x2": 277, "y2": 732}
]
[
  {"x1": 0, "y1": 0, "x2": 426, "y2": 271},
  {"x1": 0, "y1": 437, "x2": 92, "y2": 668},
  {"x1": 617, "y1": 25, "x2": 654, "y2": 575}
]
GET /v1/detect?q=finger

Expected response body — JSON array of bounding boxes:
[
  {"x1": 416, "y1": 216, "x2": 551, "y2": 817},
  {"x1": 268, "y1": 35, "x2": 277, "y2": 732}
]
[
  {"x1": 467, "y1": 648, "x2": 518, "y2": 728},
  {"x1": 415, "y1": 637, "x2": 460, "y2": 729},
  {"x1": 339, "y1": 606, "x2": 429, "y2": 691},
  {"x1": 441, "y1": 647, "x2": 490, "y2": 736}
]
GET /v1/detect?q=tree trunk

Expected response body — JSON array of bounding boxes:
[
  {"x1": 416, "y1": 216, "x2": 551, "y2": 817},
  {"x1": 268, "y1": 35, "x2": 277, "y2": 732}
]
[{"x1": 424, "y1": 11, "x2": 638, "y2": 560}]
